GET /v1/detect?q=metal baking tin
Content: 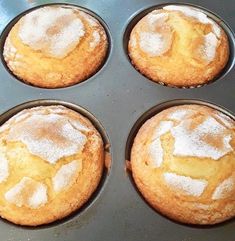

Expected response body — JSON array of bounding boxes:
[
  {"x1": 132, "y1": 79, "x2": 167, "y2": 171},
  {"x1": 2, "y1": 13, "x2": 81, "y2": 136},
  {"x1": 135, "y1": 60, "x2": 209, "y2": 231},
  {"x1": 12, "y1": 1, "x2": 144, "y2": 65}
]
[{"x1": 0, "y1": 1, "x2": 234, "y2": 241}]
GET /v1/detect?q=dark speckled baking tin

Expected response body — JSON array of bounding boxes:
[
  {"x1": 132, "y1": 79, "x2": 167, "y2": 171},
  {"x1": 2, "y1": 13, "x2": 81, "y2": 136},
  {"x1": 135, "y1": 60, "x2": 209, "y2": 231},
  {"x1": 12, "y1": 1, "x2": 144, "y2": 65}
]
[{"x1": 0, "y1": 0, "x2": 234, "y2": 241}]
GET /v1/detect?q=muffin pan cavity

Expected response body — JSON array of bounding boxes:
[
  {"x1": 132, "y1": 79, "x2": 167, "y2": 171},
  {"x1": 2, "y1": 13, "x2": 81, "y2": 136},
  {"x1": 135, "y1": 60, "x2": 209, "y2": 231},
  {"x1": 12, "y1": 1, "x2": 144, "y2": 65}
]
[
  {"x1": 0, "y1": 99, "x2": 112, "y2": 228},
  {"x1": 123, "y1": 3, "x2": 235, "y2": 88},
  {"x1": 125, "y1": 99, "x2": 235, "y2": 225},
  {"x1": 0, "y1": 3, "x2": 112, "y2": 89}
]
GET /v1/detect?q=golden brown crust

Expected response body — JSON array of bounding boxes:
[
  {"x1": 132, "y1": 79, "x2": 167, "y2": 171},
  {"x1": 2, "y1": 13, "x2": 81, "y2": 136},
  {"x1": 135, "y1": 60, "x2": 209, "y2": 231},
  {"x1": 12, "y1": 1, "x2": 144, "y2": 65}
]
[
  {"x1": 0, "y1": 105, "x2": 104, "y2": 226},
  {"x1": 3, "y1": 6, "x2": 108, "y2": 88},
  {"x1": 131, "y1": 105, "x2": 235, "y2": 224},
  {"x1": 128, "y1": 8, "x2": 229, "y2": 87}
]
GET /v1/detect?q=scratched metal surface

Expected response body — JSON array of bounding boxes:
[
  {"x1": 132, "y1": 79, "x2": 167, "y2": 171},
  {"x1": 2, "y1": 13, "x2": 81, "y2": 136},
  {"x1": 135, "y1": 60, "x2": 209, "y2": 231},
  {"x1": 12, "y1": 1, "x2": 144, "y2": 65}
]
[{"x1": 0, "y1": 0, "x2": 234, "y2": 241}]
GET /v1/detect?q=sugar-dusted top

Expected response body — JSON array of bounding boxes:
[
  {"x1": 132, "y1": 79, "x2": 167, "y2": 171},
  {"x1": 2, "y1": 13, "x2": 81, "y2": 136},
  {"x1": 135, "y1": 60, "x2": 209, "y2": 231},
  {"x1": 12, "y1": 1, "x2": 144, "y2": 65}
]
[
  {"x1": 139, "y1": 105, "x2": 235, "y2": 203},
  {"x1": 139, "y1": 11, "x2": 173, "y2": 56},
  {"x1": 17, "y1": 6, "x2": 102, "y2": 58},
  {"x1": 18, "y1": 6, "x2": 85, "y2": 58},
  {"x1": 149, "y1": 121, "x2": 174, "y2": 167},
  {"x1": 163, "y1": 5, "x2": 221, "y2": 37},
  {"x1": 1, "y1": 106, "x2": 90, "y2": 164},
  {"x1": 53, "y1": 160, "x2": 82, "y2": 192},
  {"x1": 171, "y1": 116, "x2": 233, "y2": 160},
  {"x1": 132, "y1": 5, "x2": 224, "y2": 63},
  {"x1": 5, "y1": 177, "x2": 48, "y2": 208},
  {"x1": 163, "y1": 172, "x2": 208, "y2": 197},
  {"x1": 149, "y1": 106, "x2": 234, "y2": 166},
  {"x1": 0, "y1": 153, "x2": 9, "y2": 183},
  {"x1": 212, "y1": 175, "x2": 235, "y2": 200}
]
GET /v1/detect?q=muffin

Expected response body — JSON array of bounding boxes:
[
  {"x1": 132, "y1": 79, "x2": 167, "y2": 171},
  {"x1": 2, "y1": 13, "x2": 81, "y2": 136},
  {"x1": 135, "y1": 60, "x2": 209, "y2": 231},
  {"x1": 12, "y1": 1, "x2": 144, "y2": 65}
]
[
  {"x1": 128, "y1": 5, "x2": 229, "y2": 87},
  {"x1": 3, "y1": 5, "x2": 108, "y2": 88},
  {"x1": 0, "y1": 105, "x2": 104, "y2": 226},
  {"x1": 130, "y1": 104, "x2": 235, "y2": 224}
]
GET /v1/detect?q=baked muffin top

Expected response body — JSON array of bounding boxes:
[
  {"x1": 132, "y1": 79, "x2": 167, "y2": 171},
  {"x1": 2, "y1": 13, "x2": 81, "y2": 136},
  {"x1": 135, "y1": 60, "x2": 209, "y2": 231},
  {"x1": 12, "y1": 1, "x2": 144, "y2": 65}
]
[
  {"x1": 0, "y1": 105, "x2": 104, "y2": 226},
  {"x1": 3, "y1": 5, "x2": 108, "y2": 88},
  {"x1": 131, "y1": 104, "x2": 235, "y2": 224},
  {"x1": 15, "y1": 6, "x2": 104, "y2": 58},
  {"x1": 128, "y1": 5, "x2": 229, "y2": 87}
]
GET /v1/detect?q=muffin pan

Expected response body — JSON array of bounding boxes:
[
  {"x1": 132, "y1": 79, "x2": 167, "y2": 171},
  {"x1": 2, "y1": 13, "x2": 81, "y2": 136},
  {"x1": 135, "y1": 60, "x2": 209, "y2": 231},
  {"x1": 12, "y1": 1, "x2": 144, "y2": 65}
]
[{"x1": 0, "y1": 0, "x2": 235, "y2": 241}]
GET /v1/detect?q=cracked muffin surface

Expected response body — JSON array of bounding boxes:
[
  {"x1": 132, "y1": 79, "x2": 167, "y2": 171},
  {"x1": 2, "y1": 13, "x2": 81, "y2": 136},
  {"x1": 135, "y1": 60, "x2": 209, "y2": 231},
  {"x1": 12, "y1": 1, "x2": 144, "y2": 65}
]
[
  {"x1": 131, "y1": 104, "x2": 235, "y2": 224},
  {"x1": 3, "y1": 5, "x2": 108, "y2": 88},
  {"x1": 0, "y1": 105, "x2": 104, "y2": 226},
  {"x1": 128, "y1": 5, "x2": 229, "y2": 87}
]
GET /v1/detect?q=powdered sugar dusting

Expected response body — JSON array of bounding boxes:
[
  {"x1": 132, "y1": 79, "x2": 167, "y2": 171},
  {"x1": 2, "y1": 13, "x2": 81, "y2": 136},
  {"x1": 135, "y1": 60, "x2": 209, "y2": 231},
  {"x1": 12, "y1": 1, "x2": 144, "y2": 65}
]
[
  {"x1": 9, "y1": 111, "x2": 30, "y2": 124},
  {"x1": 163, "y1": 5, "x2": 208, "y2": 22},
  {"x1": 79, "y1": 11, "x2": 99, "y2": 27},
  {"x1": 6, "y1": 113, "x2": 87, "y2": 164},
  {"x1": 163, "y1": 172, "x2": 208, "y2": 196},
  {"x1": 139, "y1": 32, "x2": 170, "y2": 56},
  {"x1": 149, "y1": 121, "x2": 173, "y2": 167},
  {"x1": 139, "y1": 11, "x2": 172, "y2": 56},
  {"x1": 46, "y1": 106, "x2": 68, "y2": 114},
  {"x1": 28, "y1": 182, "x2": 48, "y2": 208},
  {"x1": 90, "y1": 31, "x2": 101, "y2": 49},
  {"x1": 147, "y1": 11, "x2": 169, "y2": 26},
  {"x1": 5, "y1": 177, "x2": 47, "y2": 208},
  {"x1": 163, "y1": 5, "x2": 221, "y2": 37},
  {"x1": 209, "y1": 20, "x2": 221, "y2": 38},
  {"x1": 149, "y1": 138, "x2": 163, "y2": 167},
  {"x1": 215, "y1": 112, "x2": 234, "y2": 129},
  {"x1": 49, "y1": 18, "x2": 84, "y2": 58},
  {"x1": 3, "y1": 38, "x2": 17, "y2": 59},
  {"x1": 18, "y1": 6, "x2": 85, "y2": 58},
  {"x1": 0, "y1": 154, "x2": 9, "y2": 183},
  {"x1": 171, "y1": 116, "x2": 233, "y2": 160},
  {"x1": 168, "y1": 109, "x2": 193, "y2": 121},
  {"x1": 0, "y1": 123, "x2": 10, "y2": 133},
  {"x1": 212, "y1": 176, "x2": 234, "y2": 200},
  {"x1": 201, "y1": 33, "x2": 218, "y2": 62},
  {"x1": 69, "y1": 120, "x2": 91, "y2": 132},
  {"x1": 154, "y1": 121, "x2": 174, "y2": 137},
  {"x1": 53, "y1": 160, "x2": 80, "y2": 192}
]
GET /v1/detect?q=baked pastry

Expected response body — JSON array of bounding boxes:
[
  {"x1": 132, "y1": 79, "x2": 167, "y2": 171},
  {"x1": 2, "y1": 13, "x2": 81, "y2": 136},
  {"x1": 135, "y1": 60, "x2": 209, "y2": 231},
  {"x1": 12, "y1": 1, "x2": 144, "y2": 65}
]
[
  {"x1": 128, "y1": 5, "x2": 229, "y2": 87},
  {"x1": 3, "y1": 5, "x2": 108, "y2": 88},
  {"x1": 0, "y1": 105, "x2": 104, "y2": 226},
  {"x1": 130, "y1": 104, "x2": 235, "y2": 224}
]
